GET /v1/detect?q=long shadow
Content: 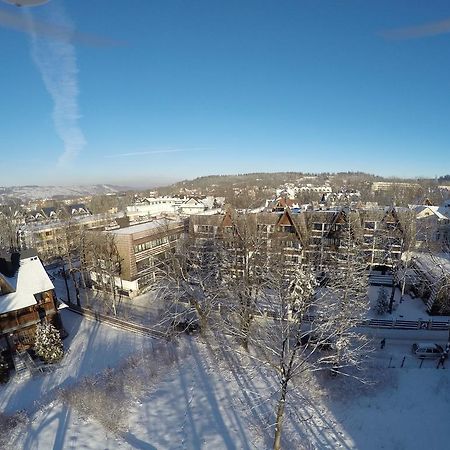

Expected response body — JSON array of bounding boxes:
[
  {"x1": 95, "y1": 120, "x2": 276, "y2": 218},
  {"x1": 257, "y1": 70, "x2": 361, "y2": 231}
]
[
  {"x1": 122, "y1": 431, "x2": 158, "y2": 450},
  {"x1": 21, "y1": 404, "x2": 71, "y2": 450},
  {"x1": 188, "y1": 338, "x2": 239, "y2": 450},
  {"x1": 175, "y1": 352, "x2": 203, "y2": 449},
  {"x1": 211, "y1": 336, "x2": 274, "y2": 445},
  {"x1": 195, "y1": 337, "x2": 254, "y2": 450}
]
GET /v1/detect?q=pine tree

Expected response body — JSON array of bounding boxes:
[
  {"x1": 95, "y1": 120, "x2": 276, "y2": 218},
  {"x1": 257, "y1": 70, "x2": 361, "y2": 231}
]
[
  {"x1": 0, "y1": 354, "x2": 9, "y2": 383},
  {"x1": 375, "y1": 287, "x2": 389, "y2": 315},
  {"x1": 34, "y1": 322, "x2": 64, "y2": 363}
]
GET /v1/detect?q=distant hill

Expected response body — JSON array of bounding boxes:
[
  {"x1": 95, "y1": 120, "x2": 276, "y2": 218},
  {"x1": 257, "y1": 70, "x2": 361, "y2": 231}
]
[
  {"x1": 154, "y1": 171, "x2": 448, "y2": 208},
  {"x1": 0, "y1": 184, "x2": 134, "y2": 202},
  {"x1": 157, "y1": 172, "x2": 381, "y2": 195}
]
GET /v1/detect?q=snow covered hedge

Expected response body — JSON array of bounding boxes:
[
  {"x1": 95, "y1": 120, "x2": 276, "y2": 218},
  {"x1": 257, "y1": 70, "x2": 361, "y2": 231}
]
[
  {"x1": 59, "y1": 342, "x2": 179, "y2": 435},
  {"x1": 0, "y1": 411, "x2": 29, "y2": 449}
]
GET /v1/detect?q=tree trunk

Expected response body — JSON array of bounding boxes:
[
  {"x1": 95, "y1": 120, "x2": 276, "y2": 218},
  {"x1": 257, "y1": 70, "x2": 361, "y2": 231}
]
[
  {"x1": 61, "y1": 261, "x2": 72, "y2": 304},
  {"x1": 273, "y1": 381, "x2": 288, "y2": 450},
  {"x1": 66, "y1": 256, "x2": 81, "y2": 307}
]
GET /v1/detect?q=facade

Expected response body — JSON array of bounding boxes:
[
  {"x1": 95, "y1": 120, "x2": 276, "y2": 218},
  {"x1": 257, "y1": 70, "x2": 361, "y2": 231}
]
[
  {"x1": 188, "y1": 206, "x2": 411, "y2": 276},
  {"x1": 409, "y1": 203, "x2": 450, "y2": 251},
  {"x1": 371, "y1": 181, "x2": 420, "y2": 192},
  {"x1": 126, "y1": 196, "x2": 224, "y2": 222},
  {"x1": 0, "y1": 250, "x2": 62, "y2": 354},
  {"x1": 190, "y1": 209, "x2": 306, "y2": 280},
  {"x1": 95, "y1": 218, "x2": 187, "y2": 297},
  {"x1": 19, "y1": 212, "x2": 122, "y2": 262},
  {"x1": 404, "y1": 252, "x2": 450, "y2": 314}
]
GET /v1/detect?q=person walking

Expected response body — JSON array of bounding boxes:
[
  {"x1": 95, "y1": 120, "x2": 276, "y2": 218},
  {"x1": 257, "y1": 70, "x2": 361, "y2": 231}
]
[
  {"x1": 437, "y1": 353, "x2": 446, "y2": 369},
  {"x1": 380, "y1": 338, "x2": 386, "y2": 349}
]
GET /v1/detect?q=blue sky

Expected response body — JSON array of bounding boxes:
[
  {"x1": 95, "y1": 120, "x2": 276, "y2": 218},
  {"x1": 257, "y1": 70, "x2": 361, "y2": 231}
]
[{"x1": 0, "y1": 0, "x2": 449, "y2": 187}]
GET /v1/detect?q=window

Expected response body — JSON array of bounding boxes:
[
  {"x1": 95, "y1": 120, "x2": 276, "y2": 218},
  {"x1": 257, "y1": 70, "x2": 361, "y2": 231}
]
[
  {"x1": 280, "y1": 225, "x2": 295, "y2": 233},
  {"x1": 136, "y1": 258, "x2": 152, "y2": 272},
  {"x1": 313, "y1": 223, "x2": 323, "y2": 230},
  {"x1": 197, "y1": 225, "x2": 212, "y2": 233},
  {"x1": 385, "y1": 221, "x2": 397, "y2": 230}
]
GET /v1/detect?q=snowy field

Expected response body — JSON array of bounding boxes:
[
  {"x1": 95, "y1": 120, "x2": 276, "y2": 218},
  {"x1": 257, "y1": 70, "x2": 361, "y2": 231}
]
[{"x1": 2, "y1": 308, "x2": 450, "y2": 450}]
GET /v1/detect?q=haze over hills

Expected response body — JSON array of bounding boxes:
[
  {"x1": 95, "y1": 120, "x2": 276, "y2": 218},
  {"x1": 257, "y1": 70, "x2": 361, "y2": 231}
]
[{"x1": 0, "y1": 184, "x2": 134, "y2": 202}]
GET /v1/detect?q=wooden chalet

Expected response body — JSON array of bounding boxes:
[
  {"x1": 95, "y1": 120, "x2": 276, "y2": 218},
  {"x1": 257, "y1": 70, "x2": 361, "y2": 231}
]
[{"x1": 0, "y1": 250, "x2": 62, "y2": 355}]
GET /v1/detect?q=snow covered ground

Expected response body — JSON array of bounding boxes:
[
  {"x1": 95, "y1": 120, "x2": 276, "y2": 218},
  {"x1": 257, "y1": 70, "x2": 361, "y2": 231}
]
[
  {"x1": 17, "y1": 269, "x2": 447, "y2": 449},
  {"x1": 2, "y1": 307, "x2": 450, "y2": 450}
]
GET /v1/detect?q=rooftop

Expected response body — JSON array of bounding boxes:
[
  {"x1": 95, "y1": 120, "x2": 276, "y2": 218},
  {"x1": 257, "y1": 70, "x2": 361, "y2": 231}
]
[
  {"x1": 108, "y1": 218, "x2": 183, "y2": 236},
  {"x1": 0, "y1": 254, "x2": 54, "y2": 315}
]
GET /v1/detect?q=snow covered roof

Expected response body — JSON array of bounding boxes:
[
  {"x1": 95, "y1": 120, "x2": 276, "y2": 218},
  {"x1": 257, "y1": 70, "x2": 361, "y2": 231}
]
[
  {"x1": 405, "y1": 251, "x2": 450, "y2": 282},
  {"x1": 409, "y1": 204, "x2": 450, "y2": 220},
  {"x1": 0, "y1": 255, "x2": 54, "y2": 315},
  {"x1": 108, "y1": 218, "x2": 182, "y2": 236}
]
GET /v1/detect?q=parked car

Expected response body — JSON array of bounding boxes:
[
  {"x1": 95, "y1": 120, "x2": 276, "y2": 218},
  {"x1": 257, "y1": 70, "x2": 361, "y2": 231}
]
[
  {"x1": 411, "y1": 343, "x2": 444, "y2": 358},
  {"x1": 299, "y1": 333, "x2": 333, "y2": 351},
  {"x1": 171, "y1": 319, "x2": 201, "y2": 335}
]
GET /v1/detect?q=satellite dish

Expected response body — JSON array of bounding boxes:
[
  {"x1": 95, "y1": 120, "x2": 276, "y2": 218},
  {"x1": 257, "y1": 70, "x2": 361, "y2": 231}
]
[{"x1": 2, "y1": 0, "x2": 49, "y2": 6}]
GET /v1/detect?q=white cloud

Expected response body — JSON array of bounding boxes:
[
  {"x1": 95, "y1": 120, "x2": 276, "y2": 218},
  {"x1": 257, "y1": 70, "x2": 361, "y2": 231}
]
[
  {"x1": 24, "y1": 4, "x2": 85, "y2": 165},
  {"x1": 380, "y1": 17, "x2": 450, "y2": 40}
]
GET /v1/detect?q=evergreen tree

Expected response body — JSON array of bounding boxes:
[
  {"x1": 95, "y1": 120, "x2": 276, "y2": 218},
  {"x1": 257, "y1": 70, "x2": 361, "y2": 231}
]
[
  {"x1": 375, "y1": 287, "x2": 389, "y2": 315},
  {"x1": 0, "y1": 354, "x2": 9, "y2": 383},
  {"x1": 34, "y1": 322, "x2": 64, "y2": 363}
]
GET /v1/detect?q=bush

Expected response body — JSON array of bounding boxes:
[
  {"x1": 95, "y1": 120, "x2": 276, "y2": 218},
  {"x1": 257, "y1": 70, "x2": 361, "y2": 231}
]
[
  {"x1": 59, "y1": 342, "x2": 178, "y2": 435},
  {"x1": 60, "y1": 369, "x2": 128, "y2": 434},
  {"x1": 0, "y1": 411, "x2": 29, "y2": 449}
]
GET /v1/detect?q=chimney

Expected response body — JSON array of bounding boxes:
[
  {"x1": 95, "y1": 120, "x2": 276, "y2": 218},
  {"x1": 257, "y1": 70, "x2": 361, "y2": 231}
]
[{"x1": 0, "y1": 253, "x2": 20, "y2": 278}]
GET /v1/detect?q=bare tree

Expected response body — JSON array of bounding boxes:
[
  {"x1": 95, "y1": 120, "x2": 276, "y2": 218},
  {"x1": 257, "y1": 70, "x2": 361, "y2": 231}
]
[
  {"x1": 0, "y1": 203, "x2": 22, "y2": 251},
  {"x1": 219, "y1": 213, "x2": 272, "y2": 350},
  {"x1": 155, "y1": 235, "x2": 225, "y2": 335},
  {"x1": 85, "y1": 231, "x2": 123, "y2": 316},
  {"x1": 55, "y1": 218, "x2": 84, "y2": 307},
  {"x1": 226, "y1": 252, "x2": 369, "y2": 450},
  {"x1": 228, "y1": 218, "x2": 370, "y2": 449}
]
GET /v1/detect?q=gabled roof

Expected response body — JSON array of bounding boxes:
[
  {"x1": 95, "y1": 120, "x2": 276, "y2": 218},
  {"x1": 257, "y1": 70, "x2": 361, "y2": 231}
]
[
  {"x1": 275, "y1": 209, "x2": 304, "y2": 244},
  {"x1": 0, "y1": 254, "x2": 54, "y2": 315},
  {"x1": 182, "y1": 197, "x2": 205, "y2": 207}
]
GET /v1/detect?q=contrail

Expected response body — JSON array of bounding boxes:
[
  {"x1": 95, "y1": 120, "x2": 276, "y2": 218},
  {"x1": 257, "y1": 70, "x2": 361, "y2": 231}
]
[
  {"x1": 23, "y1": 4, "x2": 85, "y2": 165},
  {"x1": 105, "y1": 148, "x2": 212, "y2": 158}
]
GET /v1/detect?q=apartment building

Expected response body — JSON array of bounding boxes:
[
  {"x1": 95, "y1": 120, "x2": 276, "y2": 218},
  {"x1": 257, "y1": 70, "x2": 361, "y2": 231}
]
[
  {"x1": 190, "y1": 209, "x2": 306, "y2": 279},
  {"x1": 102, "y1": 218, "x2": 187, "y2": 297},
  {"x1": 19, "y1": 212, "x2": 122, "y2": 262},
  {"x1": 188, "y1": 206, "x2": 411, "y2": 276}
]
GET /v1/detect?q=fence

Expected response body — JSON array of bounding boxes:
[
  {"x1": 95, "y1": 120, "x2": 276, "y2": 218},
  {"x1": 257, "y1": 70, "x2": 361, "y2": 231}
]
[{"x1": 67, "y1": 304, "x2": 167, "y2": 340}]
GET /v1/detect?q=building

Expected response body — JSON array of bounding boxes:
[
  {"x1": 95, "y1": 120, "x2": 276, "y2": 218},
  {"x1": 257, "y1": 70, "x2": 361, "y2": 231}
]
[
  {"x1": 126, "y1": 196, "x2": 225, "y2": 222},
  {"x1": 0, "y1": 250, "x2": 62, "y2": 354},
  {"x1": 409, "y1": 202, "x2": 450, "y2": 251},
  {"x1": 92, "y1": 218, "x2": 187, "y2": 297},
  {"x1": 188, "y1": 206, "x2": 411, "y2": 275},
  {"x1": 19, "y1": 212, "x2": 123, "y2": 262},
  {"x1": 403, "y1": 252, "x2": 450, "y2": 314},
  {"x1": 371, "y1": 181, "x2": 420, "y2": 193}
]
